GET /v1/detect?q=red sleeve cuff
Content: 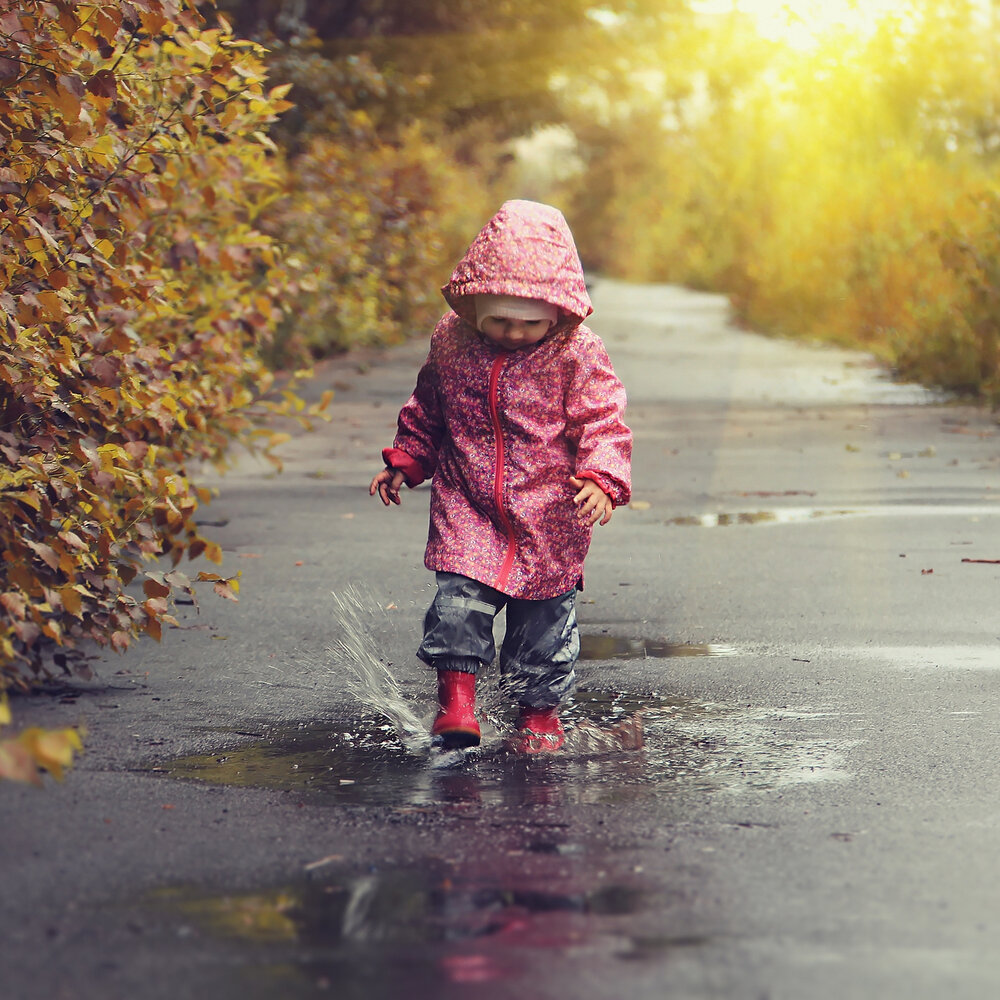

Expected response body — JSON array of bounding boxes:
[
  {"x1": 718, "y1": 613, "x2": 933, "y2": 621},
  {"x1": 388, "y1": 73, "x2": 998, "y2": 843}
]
[{"x1": 382, "y1": 448, "x2": 426, "y2": 488}]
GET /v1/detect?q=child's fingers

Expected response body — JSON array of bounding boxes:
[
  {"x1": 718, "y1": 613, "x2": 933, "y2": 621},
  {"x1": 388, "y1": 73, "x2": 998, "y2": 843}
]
[
  {"x1": 372, "y1": 470, "x2": 404, "y2": 506},
  {"x1": 388, "y1": 471, "x2": 404, "y2": 504}
]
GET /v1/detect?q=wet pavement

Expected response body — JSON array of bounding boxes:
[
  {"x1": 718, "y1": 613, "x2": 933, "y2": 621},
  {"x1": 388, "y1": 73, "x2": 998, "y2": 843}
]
[{"x1": 2, "y1": 280, "x2": 1000, "y2": 999}]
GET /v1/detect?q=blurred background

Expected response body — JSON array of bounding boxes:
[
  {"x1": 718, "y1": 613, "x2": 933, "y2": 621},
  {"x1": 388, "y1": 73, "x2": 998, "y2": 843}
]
[{"x1": 216, "y1": 0, "x2": 1000, "y2": 400}]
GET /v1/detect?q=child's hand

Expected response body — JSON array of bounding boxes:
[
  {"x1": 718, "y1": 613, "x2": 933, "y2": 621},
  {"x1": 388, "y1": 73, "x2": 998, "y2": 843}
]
[
  {"x1": 370, "y1": 468, "x2": 405, "y2": 506},
  {"x1": 569, "y1": 476, "x2": 614, "y2": 526}
]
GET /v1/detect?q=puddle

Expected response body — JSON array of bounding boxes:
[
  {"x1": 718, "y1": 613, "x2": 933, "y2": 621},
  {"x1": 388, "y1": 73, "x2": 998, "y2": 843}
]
[
  {"x1": 666, "y1": 505, "x2": 1000, "y2": 527},
  {"x1": 142, "y1": 861, "x2": 681, "y2": 996},
  {"x1": 138, "y1": 685, "x2": 855, "y2": 995},
  {"x1": 151, "y1": 690, "x2": 853, "y2": 807},
  {"x1": 158, "y1": 865, "x2": 647, "y2": 946},
  {"x1": 579, "y1": 635, "x2": 737, "y2": 659}
]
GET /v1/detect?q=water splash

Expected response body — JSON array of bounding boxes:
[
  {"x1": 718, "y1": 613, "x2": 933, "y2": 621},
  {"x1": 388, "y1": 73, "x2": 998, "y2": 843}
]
[
  {"x1": 328, "y1": 586, "x2": 430, "y2": 753},
  {"x1": 327, "y1": 588, "x2": 663, "y2": 761}
]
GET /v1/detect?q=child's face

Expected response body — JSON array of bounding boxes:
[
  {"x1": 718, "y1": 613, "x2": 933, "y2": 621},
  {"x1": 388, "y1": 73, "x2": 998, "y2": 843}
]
[{"x1": 480, "y1": 316, "x2": 552, "y2": 351}]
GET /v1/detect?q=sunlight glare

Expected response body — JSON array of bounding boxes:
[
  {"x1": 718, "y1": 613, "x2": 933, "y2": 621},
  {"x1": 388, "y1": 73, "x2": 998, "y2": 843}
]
[{"x1": 691, "y1": 0, "x2": 907, "y2": 50}]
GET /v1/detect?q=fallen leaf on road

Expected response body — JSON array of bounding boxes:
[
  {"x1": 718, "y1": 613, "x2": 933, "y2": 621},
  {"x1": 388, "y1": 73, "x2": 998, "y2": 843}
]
[
  {"x1": 845, "y1": 444, "x2": 860, "y2": 452},
  {"x1": 629, "y1": 501, "x2": 652, "y2": 511},
  {"x1": 921, "y1": 568, "x2": 934, "y2": 575}
]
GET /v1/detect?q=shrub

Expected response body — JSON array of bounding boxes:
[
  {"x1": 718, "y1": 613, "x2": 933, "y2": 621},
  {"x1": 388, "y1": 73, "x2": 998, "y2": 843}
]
[
  {"x1": 264, "y1": 119, "x2": 488, "y2": 360},
  {"x1": 0, "y1": 0, "x2": 313, "y2": 779}
]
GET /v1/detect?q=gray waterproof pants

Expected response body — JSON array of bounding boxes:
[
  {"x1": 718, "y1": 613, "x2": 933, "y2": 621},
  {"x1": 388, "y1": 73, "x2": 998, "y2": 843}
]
[{"x1": 417, "y1": 572, "x2": 579, "y2": 709}]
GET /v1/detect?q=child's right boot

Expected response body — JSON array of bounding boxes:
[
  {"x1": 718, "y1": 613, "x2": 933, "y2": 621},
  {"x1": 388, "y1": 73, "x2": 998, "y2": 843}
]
[
  {"x1": 512, "y1": 706, "x2": 565, "y2": 753},
  {"x1": 431, "y1": 669, "x2": 481, "y2": 749}
]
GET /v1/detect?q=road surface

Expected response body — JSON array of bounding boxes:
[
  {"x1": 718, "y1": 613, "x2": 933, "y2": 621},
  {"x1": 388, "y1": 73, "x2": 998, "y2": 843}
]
[{"x1": 2, "y1": 279, "x2": 999, "y2": 999}]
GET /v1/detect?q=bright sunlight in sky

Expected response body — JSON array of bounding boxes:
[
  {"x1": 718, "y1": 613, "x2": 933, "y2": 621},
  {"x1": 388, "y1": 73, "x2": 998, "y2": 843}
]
[{"x1": 691, "y1": 1, "x2": 937, "y2": 50}]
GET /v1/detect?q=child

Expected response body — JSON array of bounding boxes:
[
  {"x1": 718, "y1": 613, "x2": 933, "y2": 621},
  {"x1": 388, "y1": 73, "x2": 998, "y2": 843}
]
[{"x1": 370, "y1": 200, "x2": 631, "y2": 753}]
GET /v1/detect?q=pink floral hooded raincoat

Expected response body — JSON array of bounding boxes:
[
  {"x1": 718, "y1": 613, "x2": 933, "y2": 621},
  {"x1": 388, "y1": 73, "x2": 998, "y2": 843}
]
[{"x1": 383, "y1": 200, "x2": 632, "y2": 600}]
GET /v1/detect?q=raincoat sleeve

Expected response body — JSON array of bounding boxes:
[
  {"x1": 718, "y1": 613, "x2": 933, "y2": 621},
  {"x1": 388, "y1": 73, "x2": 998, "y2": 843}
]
[
  {"x1": 565, "y1": 336, "x2": 632, "y2": 507},
  {"x1": 382, "y1": 338, "x2": 445, "y2": 488}
]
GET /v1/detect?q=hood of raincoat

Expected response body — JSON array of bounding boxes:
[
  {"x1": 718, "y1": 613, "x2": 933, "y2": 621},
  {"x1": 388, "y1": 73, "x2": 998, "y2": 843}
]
[{"x1": 442, "y1": 200, "x2": 592, "y2": 334}]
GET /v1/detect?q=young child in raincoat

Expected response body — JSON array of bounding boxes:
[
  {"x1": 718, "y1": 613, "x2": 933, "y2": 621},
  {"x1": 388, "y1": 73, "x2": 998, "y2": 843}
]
[{"x1": 370, "y1": 200, "x2": 632, "y2": 752}]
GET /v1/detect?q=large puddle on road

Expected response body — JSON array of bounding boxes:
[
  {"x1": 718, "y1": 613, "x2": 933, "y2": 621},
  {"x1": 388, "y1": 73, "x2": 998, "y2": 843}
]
[
  {"x1": 143, "y1": 857, "x2": 699, "y2": 998},
  {"x1": 152, "y1": 689, "x2": 853, "y2": 808},
  {"x1": 139, "y1": 685, "x2": 850, "y2": 995},
  {"x1": 140, "y1": 625, "x2": 855, "y2": 997}
]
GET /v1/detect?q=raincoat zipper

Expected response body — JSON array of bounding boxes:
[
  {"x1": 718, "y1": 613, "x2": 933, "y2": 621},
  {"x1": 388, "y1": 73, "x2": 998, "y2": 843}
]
[{"x1": 488, "y1": 355, "x2": 517, "y2": 590}]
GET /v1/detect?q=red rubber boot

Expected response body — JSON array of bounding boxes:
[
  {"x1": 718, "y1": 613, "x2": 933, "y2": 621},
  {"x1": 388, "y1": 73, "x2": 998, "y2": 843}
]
[
  {"x1": 513, "y1": 706, "x2": 565, "y2": 754},
  {"x1": 431, "y1": 670, "x2": 481, "y2": 749}
]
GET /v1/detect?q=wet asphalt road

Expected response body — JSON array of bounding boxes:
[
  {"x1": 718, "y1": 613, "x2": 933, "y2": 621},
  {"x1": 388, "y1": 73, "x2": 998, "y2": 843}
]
[{"x1": 2, "y1": 280, "x2": 1000, "y2": 1000}]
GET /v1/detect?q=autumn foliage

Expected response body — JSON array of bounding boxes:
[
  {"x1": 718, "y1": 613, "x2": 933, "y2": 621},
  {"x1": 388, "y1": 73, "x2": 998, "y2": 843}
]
[
  {"x1": 256, "y1": 47, "x2": 490, "y2": 362},
  {"x1": 0, "y1": 0, "x2": 308, "y2": 780},
  {"x1": 561, "y1": 2, "x2": 1000, "y2": 400}
]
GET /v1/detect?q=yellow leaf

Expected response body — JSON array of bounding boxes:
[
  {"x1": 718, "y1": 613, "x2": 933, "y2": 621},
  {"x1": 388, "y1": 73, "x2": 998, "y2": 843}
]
[
  {"x1": 92, "y1": 134, "x2": 115, "y2": 157},
  {"x1": 252, "y1": 131, "x2": 278, "y2": 152},
  {"x1": 60, "y1": 587, "x2": 84, "y2": 619}
]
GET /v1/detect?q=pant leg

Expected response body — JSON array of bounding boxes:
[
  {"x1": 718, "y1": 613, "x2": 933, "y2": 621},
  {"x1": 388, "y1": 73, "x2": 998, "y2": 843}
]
[
  {"x1": 499, "y1": 588, "x2": 579, "y2": 708},
  {"x1": 416, "y1": 572, "x2": 504, "y2": 675}
]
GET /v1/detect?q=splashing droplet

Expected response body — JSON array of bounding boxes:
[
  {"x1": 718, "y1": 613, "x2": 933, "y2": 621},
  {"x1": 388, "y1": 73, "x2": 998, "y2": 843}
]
[{"x1": 329, "y1": 585, "x2": 430, "y2": 752}]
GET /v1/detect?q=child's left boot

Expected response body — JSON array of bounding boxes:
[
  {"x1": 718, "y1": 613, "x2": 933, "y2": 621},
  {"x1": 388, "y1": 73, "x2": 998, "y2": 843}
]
[
  {"x1": 512, "y1": 705, "x2": 565, "y2": 753},
  {"x1": 431, "y1": 669, "x2": 481, "y2": 749}
]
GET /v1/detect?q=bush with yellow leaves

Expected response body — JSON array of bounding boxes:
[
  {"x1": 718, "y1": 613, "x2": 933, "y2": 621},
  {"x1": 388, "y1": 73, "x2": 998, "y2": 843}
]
[{"x1": 0, "y1": 1, "x2": 320, "y2": 780}]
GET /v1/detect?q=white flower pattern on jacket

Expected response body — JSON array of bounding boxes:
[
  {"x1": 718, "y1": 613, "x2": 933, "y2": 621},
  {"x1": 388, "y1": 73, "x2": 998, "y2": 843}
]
[{"x1": 383, "y1": 200, "x2": 632, "y2": 600}]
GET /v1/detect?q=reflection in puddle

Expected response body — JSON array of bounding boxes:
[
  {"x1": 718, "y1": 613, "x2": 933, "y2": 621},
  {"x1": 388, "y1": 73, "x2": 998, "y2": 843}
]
[
  {"x1": 579, "y1": 635, "x2": 737, "y2": 660},
  {"x1": 160, "y1": 866, "x2": 646, "y2": 946},
  {"x1": 667, "y1": 505, "x2": 1000, "y2": 527},
  {"x1": 147, "y1": 862, "x2": 674, "y2": 995},
  {"x1": 152, "y1": 690, "x2": 853, "y2": 807}
]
